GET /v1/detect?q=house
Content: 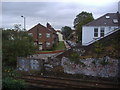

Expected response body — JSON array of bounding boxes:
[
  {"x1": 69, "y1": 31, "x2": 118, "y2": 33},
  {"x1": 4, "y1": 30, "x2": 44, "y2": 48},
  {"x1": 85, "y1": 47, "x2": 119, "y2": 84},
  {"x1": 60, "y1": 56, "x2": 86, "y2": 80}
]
[
  {"x1": 56, "y1": 30, "x2": 64, "y2": 41},
  {"x1": 28, "y1": 23, "x2": 58, "y2": 50},
  {"x1": 82, "y1": 12, "x2": 120, "y2": 46}
]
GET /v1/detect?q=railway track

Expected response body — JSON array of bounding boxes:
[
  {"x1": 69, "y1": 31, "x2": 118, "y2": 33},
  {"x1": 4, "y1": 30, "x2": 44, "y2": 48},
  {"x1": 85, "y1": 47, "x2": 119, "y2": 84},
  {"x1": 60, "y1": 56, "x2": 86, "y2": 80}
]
[{"x1": 16, "y1": 75, "x2": 120, "y2": 88}]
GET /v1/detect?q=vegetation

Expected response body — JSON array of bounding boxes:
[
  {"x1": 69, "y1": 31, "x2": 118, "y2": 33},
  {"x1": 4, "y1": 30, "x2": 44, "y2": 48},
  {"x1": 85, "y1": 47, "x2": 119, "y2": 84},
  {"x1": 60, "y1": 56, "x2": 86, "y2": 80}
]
[
  {"x1": 94, "y1": 42, "x2": 105, "y2": 58},
  {"x1": 53, "y1": 41, "x2": 65, "y2": 50},
  {"x1": 73, "y1": 11, "x2": 94, "y2": 41},
  {"x1": 61, "y1": 26, "x2": 72, "y2": 40},
  {"x1": 69, "y1": 52, "x2": 85, "y2": 66},
  {"x1": 2, "y1": 28, "x2": 36, "y2": 66},
  {"x1": 2, "y1": 66, "x2": 26, "y2": 90},
  {"x1": 2, "y1": 26, "x2": 36, "y2": 90},
  {"x1": 2, "y1": 77, "x2": 26, "y2": 90},
  {"x1": 39, "y1": 41, "x2": 66, "y2": 52},
  {"x1": 69, "y1": 52, "x2": 80, "y2": 64}
]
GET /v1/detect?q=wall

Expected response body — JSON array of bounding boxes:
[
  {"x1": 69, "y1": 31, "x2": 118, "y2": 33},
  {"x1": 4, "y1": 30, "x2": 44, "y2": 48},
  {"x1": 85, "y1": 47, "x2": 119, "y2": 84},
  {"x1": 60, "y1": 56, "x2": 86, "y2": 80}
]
[
  {"x1": 17, "y1": 57, "x2": 43, "y2": 73},
  {"x1": 28, "y1": 24, "x2": 57, "y2": 50},
  {"x1": 57, "y1": 32, "x2": 64, "y2": 41},
  {"x1": 82, "y1": 26, "x2": 119, "y2": 46},
  {"x1": 61, "y1": 57, "x2": 119, "y2": 78}
]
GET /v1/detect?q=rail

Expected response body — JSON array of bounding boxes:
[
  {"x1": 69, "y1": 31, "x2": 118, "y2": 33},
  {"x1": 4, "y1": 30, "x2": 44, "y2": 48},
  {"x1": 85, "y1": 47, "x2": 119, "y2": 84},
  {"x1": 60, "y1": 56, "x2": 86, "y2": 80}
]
[{"x1": 15, "y1": 75, "x2": 120, "y2": 88}]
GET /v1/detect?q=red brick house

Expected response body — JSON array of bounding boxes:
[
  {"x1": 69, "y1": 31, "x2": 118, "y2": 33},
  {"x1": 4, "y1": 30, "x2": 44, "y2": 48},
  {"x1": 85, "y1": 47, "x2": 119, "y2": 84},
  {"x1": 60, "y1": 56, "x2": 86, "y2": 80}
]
[{"x1": 28, "y1": 23, "x2": 58, "y2": 50}]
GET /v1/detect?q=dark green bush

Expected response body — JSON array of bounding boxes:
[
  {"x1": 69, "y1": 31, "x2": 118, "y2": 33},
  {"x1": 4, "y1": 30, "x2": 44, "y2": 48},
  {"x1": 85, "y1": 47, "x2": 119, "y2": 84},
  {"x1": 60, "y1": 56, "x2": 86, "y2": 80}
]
[
  {"x1": 69, "y1": 52, "x2": 80, "y2": 64},
  {"x1": 2, "y1": 77, "x2": 26, "y2": 90}
]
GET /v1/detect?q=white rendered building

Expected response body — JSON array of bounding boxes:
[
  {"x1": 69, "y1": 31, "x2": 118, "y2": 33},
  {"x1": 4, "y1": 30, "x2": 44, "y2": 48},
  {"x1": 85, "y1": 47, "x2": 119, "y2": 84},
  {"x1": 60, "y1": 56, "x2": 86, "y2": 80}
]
[{"x1": 82, "y1": 12, "x2": 120, "y2": 46}]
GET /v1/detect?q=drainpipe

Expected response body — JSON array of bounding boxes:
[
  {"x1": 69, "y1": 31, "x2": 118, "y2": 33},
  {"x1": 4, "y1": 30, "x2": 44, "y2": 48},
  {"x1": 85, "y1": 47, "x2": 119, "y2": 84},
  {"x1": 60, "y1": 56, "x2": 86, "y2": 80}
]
[
  {"x1": 37, "y1": 24, "x2": 39, "y2": 49},
  {"x1": 117, "y1": 11, "x2": 120, "y2": 28}
]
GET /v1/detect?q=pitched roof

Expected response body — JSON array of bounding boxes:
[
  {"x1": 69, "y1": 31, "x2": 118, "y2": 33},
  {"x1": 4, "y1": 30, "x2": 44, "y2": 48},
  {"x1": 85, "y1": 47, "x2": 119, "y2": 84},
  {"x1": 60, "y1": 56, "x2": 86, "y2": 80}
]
[
  {"x1": 28, "y1": 23, "x2": 55, "y2": 33},
  {"x1": 84, "y1": 12, "x2": 120, "y2": 26}
]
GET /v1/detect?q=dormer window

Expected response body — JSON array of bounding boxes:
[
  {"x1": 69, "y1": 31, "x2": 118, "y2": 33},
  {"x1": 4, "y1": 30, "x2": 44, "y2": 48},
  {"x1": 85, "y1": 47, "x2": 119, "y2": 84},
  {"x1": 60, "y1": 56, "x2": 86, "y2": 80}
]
[
  {"x1": 113, "y1": 19, "x2": 118, "y2": 23},
  {"x1": 105, "y1": 16, "x2": 110, "y2": 19}
]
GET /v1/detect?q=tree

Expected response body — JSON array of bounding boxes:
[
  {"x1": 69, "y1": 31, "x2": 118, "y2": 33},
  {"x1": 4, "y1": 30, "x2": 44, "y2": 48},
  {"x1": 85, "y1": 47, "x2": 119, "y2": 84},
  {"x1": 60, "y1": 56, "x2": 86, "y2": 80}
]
[
  {"x1": 2, "y1": 29, "x2": 36, "y2": 66},
  {"x1": 14, "y1": 24, "x2": 21, "y2": 31},
  {"x1": 61, "y1": 26, "x2": 72, "y2": 40},
  {"x1": 74, "y1": 11, "x2": 94, "y2": 41}
]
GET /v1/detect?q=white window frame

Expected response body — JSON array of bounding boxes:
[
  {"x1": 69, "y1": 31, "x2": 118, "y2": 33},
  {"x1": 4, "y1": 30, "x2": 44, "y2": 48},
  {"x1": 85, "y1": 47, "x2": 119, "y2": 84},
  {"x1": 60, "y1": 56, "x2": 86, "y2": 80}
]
[
  {"x1": 100, "y1": 27, "x2": 105, "y2": 37},
  {"x1": 46, "y1": 42, "x2": 51, "y2": 47},
  {"x1": 39, "y1": 33, "x2": 42, "y2": 38},
  {"x1": 46, "y1": 33, "x2": 51, "y2": 38},
  {"x1": 28, "y1": 33, "x2": 33, "y2": 36},
  {"x1": 38, "y1": 42, "x2": 42, "y2": 45},
  {"x1": 94, "y1": 28, "x2": 98, "y2": 37}
]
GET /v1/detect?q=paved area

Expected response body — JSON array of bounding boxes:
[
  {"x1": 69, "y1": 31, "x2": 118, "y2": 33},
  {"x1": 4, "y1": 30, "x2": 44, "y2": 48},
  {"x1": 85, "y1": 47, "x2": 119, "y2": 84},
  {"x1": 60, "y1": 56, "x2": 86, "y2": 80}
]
[{"x1": 29, "y1": 52, "x2": 63, "y2": 60}]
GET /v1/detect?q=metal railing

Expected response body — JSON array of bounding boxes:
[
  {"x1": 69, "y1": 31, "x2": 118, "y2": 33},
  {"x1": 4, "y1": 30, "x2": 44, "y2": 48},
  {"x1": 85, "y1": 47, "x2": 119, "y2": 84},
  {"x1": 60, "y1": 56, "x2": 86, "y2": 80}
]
[{"x1": 83, "y1": 28, "x2": 120, "y2": 46}]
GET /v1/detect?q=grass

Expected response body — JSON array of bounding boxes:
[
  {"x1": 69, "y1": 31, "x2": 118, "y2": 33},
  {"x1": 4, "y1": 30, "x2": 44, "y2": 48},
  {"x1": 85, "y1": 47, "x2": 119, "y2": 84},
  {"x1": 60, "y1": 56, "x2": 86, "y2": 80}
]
[
  {"x1": 53, "y1": 41, "x2": 66, "y2": 50},
  {"x1": 36, "y1": 41, "x2": 66, "y2": 53}
]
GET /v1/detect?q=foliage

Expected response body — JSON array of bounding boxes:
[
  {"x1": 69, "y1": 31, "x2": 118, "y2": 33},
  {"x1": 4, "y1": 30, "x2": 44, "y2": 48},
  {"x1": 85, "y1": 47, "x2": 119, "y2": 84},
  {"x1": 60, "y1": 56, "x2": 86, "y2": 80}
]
[
  {"x1": 94, "y1": 42, "x2": 104, "y2": 58},
  {"x1": 61, "y1": 26, "x2": 72, "y2": 40},
  {"x1": 73, "y1": 11, "x2": 94, "y2": 41},
  {"x1": 2, "y1": 65, "x2": 26, "y2": 90},
  {"x1": 52, "y1": 41, "x2": 65, "y2": 50},
  {"x1": 2, "y1": 65, "x2": 21, "y2": 78},
  {"x1": 69, "y1": 52, "x2": 80, "y2": 64},
  {"x1": 2, "y1": 77, "x2": 26, "y2": 90},
  {"x1": 113, "y1": 30, "x2": 120, "y2": 58},
  {"x1": 2, "y1": 29, "x2": 36, "y2": 66}
]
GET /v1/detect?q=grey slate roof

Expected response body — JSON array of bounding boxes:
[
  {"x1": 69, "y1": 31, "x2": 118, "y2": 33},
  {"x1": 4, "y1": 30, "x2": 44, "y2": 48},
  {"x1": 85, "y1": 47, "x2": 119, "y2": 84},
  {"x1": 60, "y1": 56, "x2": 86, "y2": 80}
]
[{"x1": 84, "y1": 12, "x2": 120, "y2": 26}]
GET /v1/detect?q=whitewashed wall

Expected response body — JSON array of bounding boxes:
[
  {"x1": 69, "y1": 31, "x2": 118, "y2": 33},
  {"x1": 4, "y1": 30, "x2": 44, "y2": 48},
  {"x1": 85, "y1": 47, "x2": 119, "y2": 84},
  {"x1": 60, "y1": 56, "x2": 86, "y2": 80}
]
[
  {"x1": 57, "y1": 32, "x2": 64, "y2": 41},
  {"x1": 82, "y1": 26, "x2": 119, "y2": 46}
]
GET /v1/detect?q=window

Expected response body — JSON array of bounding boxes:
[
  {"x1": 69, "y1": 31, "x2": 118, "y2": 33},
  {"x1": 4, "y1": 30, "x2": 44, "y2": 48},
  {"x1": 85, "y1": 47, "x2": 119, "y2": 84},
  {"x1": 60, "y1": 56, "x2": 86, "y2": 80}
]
[
  {"x1": 46, "y1": 33, "x2": 51, "y2": 38},
  {"x1": 113, "y1": 19, "x2": 118, "y2": 23},
  {"x1": 94, "y1": 28, "x2": 98, "y2": 37},
  {"x1": 46, "y1": 42, "x2": 51, "y2": 47},
  {"x1": 105, "y1": 16, "x2": 110, "y2": 19},
  {"x1": 100, "y1": 28, "x2": 104, "y2": 37},
  {"x1": 28, "y1": 33, "x2": 33, "y2": 36},
  {"x1": 34, "y1": 42, "x2": 37, "y2": 45},
  {"x1": 39, "y1": 33, "x2": 42, "y2": 38},
  {"x1": 38, "y1": 42, "x2": 42, "y2": 45},
  {"x1": 109, "y1": 26, "x2": 111, "y2": 31}
]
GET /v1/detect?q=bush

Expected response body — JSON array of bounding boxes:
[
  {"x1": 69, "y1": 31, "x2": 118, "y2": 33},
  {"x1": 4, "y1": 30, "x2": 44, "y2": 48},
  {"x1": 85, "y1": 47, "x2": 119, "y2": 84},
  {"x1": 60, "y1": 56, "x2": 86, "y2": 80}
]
[
  {"x1": 69, "y1": 52, "x2": 80, "y2": 64},
  {"x1": 2, "y1": 77, "x2": 26, "y2": 90}
]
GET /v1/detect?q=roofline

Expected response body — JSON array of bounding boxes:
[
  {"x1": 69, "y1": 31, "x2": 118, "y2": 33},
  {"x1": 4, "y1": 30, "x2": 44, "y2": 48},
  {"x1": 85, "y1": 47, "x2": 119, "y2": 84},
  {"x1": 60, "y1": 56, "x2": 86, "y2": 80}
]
[{"x1": 83, "y1": 12, "x2": 119, "y2": 26}]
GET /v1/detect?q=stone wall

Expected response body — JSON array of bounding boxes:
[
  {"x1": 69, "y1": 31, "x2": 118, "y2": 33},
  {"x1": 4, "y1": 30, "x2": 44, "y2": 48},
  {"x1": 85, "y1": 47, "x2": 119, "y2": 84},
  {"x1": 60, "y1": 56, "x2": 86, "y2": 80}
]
[
  {"x1": 61, "y1": 56, "x2": 119, "y2": 78},
  {"x1": 17, "y1": 57, "x2": 43, "y2": 73}
]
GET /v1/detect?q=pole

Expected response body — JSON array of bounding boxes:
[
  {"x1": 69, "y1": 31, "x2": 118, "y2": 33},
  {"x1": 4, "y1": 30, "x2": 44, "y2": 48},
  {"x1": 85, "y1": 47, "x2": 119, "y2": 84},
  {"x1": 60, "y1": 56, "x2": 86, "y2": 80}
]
[
  {"x1": 21, "y1": 16, "x2": 26, "y2": 30},
  {"x1": 24, "y1": 17, "x2": 26, "y2": 30}
]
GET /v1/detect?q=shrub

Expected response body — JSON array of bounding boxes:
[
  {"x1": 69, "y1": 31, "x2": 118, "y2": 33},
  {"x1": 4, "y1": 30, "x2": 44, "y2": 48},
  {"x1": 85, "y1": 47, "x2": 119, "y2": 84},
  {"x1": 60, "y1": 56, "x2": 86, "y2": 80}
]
[
  {"x1": 2, "y1": 77, "x2": 26, "y2": 90},
  {"x1": 69, "y1": 52, "x2": 80, "y2": 64},
  {"x1": 94, "y1": 42, "x2": 104, "y2": 58}
]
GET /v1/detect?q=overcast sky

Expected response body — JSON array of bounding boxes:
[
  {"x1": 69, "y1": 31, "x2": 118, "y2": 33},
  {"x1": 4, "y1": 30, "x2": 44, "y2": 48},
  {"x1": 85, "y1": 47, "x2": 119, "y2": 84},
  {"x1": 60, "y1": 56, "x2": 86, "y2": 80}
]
[{"x1": 2, "y1": 0, "x2": 120, "y2": 30}]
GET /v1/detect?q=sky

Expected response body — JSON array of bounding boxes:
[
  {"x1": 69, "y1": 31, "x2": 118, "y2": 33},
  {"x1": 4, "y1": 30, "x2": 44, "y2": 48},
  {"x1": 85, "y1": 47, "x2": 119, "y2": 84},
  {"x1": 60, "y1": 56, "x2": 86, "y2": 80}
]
[{"x1": 1, "y1": 0, "x2": 120, "y2": 30}]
